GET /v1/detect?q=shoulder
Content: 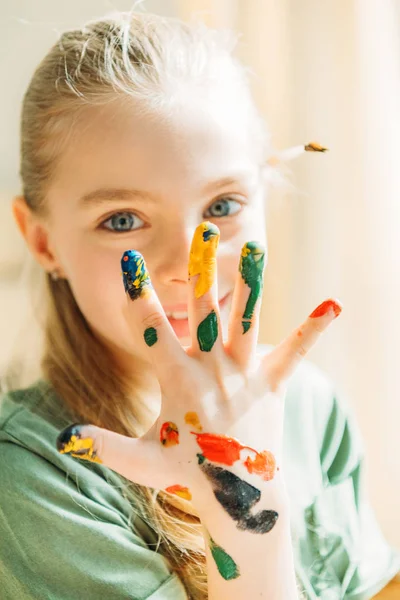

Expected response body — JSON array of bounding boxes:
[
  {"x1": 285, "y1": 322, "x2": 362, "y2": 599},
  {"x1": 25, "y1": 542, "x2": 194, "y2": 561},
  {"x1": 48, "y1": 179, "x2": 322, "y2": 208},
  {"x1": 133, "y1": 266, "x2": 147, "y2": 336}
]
[
  {"x1": 0, "y1": 379, "x2": 77, "y2": 467},
  {"x1": 0, "y1": 437, "x2": 187, "y2": 599},
  {"x1": 0, "y1": 382, "x2": 188, "y2": 599},
  {"x1": 0, "y1": 379, "x2": 142, "y2": 538}
]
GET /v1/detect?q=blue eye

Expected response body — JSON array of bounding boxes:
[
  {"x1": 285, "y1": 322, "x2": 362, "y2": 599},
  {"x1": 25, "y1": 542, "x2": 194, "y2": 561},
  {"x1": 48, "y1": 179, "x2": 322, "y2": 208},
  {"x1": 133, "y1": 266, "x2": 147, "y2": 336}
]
[
  {"x1": 204, "y1": 198, "x2": 242, "y2": 218},
  {"x1": 100, "y1": 198, "x2": 243, "y2": 233},
  {"x1": 101, "y1": 212, "x2": 144, "y2": 233}
]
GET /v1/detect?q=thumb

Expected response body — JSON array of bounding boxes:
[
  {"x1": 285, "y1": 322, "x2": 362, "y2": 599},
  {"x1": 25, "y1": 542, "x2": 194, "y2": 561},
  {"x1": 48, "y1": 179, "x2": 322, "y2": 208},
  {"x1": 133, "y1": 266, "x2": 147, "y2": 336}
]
[{"x1": 56, "y1": 423, "x2": 162, "y2": 488}]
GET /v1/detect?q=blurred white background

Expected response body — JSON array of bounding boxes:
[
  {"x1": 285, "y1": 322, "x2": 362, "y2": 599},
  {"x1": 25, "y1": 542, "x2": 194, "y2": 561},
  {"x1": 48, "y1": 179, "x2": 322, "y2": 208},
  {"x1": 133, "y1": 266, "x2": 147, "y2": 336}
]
[{"x1": 1, "y1": 0, "x2": 400, "y2": 548}]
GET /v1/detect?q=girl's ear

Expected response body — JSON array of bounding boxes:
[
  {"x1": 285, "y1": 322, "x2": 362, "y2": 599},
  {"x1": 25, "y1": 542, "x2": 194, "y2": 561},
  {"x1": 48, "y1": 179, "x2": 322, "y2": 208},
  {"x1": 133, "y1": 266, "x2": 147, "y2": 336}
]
[
  {"x1": 12, "y1": 195, "x2": 31, "y2": 240},
  {"x1": 11, "y1": 195, "x2": 64, "y2": 275}
]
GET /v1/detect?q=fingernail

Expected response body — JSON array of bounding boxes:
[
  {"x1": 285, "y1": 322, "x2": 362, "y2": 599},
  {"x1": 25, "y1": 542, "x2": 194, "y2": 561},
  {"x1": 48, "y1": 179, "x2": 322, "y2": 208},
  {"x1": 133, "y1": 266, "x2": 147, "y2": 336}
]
[
  {"x1": 188, "y1": 221, "x2": 220, "y2": 299},
  {"x1": 239, "y1": 241, "x2": 266, "y2": 334},
  {"x1": 121, "y1": 250, "x2": 153, "y2": 301},
  {"x1": 56, "y1": 423, "x2": 102, "y2": 463},
  {"x1": 309, "y1": 299, "x2": 343, "y2": 319}
]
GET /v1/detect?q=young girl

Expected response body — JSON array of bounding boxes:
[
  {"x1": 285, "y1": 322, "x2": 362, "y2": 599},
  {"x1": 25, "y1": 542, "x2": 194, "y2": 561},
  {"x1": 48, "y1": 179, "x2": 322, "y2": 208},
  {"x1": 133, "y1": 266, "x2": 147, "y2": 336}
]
[{"x1": 1, "y1": 9, "x2": 398, "y2": 600}]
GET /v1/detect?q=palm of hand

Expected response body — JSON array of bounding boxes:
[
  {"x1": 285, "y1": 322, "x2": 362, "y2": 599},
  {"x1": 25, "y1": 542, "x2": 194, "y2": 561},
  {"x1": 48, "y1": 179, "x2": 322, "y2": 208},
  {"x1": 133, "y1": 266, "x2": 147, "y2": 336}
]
[
  {"x1": 142, "y1": 350, "x2": 285, "y2": 501},
  {"x1": 57, "y1": 221, "x2": 341, "y2": 524}
]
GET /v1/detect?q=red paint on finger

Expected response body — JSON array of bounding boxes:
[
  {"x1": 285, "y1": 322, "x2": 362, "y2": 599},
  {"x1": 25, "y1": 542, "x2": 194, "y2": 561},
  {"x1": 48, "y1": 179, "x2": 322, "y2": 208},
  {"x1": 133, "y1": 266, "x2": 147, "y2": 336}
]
[
  {"x1": 244, "y1": 450, "x2": 277, "y2": 481},
  {"x1": 309, "y1": 299, "x2": 342, "y2": 319},
  {"x1": 160, "y1": 422, "x2": 179, "y2": 447}
]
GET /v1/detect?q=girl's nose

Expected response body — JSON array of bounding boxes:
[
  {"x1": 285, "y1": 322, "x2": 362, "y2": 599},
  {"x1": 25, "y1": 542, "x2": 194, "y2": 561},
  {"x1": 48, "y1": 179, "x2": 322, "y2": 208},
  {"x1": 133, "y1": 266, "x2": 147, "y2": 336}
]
[{"x1": 153, "y1": 226, "x2": 197, "y2": 285}]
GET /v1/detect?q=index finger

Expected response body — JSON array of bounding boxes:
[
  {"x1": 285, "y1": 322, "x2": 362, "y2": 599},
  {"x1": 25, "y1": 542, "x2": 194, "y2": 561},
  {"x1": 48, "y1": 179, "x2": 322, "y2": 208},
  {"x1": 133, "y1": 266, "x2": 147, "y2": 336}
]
[{"x1": 121, "y1": 250, "x2": 187, "y2": 379}]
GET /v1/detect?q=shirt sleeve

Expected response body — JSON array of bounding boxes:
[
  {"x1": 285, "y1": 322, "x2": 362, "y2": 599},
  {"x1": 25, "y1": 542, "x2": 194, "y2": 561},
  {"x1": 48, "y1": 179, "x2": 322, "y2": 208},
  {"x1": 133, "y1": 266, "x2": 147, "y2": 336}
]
[
  {"x1": 305, "y1": 380, "x2": 400, "y2": 600},
  {"x1": 0, "y1": 439, "x2": 188, "y2": 600}
]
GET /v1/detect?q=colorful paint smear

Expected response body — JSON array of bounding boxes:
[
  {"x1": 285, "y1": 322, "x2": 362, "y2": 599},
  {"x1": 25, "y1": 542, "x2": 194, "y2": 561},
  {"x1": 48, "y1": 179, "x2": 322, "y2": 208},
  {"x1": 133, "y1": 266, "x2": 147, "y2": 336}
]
[
  {"x1": 160, "y1": 422, "x2": 179, "y2": 447},
  {"x1": 188, "y1": 222, "x2": 220, "y2": 299},
  {"x1": 208, "y1": 534, "x2": 240, "y2": 580},
  {"x1": 197, "y1": 310, "x2": 218, "y2": 352},
  {"x1": 144, "y1": 326, "x2": 157, "y2": 346},
  {"x1": 56, "y1": 424, "x2": 102, "y2": 464},
  {"x1": 121, "y1": 250, "x2": 153, "y2": 301},
  {"x1": 239, "y1": 242, "x2": 266, "y2": 334},
  {"x1": 191, "y1": 432, "x2": 256, "y2": 465},
  {"x1": 184, "y1": 412, "x2": 203, "y2": 431},
  {"x1": 165, "y1": 485, "x2": 192, "y2": 501},
  {"x1": 309, "y1": 299, "x2": 342, "y2": 319},
  {"x1": 199, "y1": 461, "x2": 279, "y2": 534},
  {"x1": 244, "y1": 450, "x2": 276, "y2": 482},
  {"x1": 191, "y1": 432, "x2": 277, "y2": 481}
]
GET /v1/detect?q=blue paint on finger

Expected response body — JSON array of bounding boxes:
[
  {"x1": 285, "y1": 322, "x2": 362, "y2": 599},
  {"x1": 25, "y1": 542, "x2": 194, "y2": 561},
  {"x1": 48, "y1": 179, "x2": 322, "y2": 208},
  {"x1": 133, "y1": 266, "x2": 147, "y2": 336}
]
[{"x1": 121, "y1": 250, "x2": 153, "y2": 301}]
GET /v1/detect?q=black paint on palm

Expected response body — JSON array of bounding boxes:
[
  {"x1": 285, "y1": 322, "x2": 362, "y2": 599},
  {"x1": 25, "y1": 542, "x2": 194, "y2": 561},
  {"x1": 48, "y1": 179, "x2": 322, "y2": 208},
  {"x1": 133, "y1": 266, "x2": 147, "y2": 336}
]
[{"x1": 199, "y1": 460, "x2": 279, "y2": 534}]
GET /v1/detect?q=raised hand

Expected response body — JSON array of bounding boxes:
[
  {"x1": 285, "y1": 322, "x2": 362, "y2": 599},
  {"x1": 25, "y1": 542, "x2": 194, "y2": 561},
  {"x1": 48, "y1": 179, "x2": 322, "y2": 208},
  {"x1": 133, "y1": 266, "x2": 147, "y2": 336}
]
[{"x1": 56, "y1": 220, "x2": 342, "y2": 586}]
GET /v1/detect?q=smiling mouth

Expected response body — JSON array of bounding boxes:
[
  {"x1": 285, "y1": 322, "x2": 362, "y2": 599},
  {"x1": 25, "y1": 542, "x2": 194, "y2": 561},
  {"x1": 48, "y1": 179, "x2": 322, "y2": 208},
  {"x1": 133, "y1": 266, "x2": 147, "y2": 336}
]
[{"x1": 165, "y1": 292, "x2": 231, "y2": 320}]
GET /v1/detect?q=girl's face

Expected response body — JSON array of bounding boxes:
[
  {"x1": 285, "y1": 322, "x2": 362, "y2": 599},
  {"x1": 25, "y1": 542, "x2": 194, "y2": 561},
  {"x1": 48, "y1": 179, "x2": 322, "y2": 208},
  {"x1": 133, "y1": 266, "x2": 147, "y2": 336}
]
[{"x1": 42, "y1": 97, "x2": 268, "y2": 376}]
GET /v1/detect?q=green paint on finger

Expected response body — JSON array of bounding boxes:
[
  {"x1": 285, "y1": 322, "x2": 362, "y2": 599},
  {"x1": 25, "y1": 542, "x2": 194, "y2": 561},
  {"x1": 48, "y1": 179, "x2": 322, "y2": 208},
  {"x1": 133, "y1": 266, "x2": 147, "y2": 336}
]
[
  {"x1": 239, "y1": 242, "x2": 266, "y2": 334},
  {"x1": 197, "y1": 310, "x2": 218, "y2": 351},
  {"x1": 242, "y1": 321, "x2": 251, "y2": 334},
  {"x1": 209, "y1": 535, "x2": 240, "y2": 580},
  {"x1": 144, "y1": 327, "x2": 157, "y2": 346}
]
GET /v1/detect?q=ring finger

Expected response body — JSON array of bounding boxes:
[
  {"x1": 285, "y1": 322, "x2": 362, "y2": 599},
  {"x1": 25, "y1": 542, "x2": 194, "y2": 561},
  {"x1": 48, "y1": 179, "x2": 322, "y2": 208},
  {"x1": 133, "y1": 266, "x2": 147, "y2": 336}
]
[{"x1": 225, "y1": 241, "x2": 267, "y2": 370}]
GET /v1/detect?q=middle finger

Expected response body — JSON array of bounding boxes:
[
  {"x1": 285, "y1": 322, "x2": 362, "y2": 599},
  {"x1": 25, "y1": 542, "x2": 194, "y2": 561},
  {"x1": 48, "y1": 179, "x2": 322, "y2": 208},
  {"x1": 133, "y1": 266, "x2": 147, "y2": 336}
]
[{"x1": 188, "y1": 221, "x2": 224, "y2": 361}]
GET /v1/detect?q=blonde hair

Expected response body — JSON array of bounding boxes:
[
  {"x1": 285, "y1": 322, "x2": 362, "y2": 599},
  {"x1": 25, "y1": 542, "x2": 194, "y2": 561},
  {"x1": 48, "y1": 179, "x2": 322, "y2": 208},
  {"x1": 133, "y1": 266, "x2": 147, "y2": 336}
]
[{"x1": 3, "y1": 8, "x2": 295, "y2": 600}]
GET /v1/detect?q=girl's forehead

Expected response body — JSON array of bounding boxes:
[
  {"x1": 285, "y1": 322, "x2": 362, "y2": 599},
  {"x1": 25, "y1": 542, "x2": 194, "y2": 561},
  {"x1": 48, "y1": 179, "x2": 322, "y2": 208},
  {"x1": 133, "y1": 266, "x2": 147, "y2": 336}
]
[
  {"x1": 77, "y1": 97, "x2": 257, "y2": 161},
  {"x1": 55, "y1": 99, "x2": 261, "y2": 192}
]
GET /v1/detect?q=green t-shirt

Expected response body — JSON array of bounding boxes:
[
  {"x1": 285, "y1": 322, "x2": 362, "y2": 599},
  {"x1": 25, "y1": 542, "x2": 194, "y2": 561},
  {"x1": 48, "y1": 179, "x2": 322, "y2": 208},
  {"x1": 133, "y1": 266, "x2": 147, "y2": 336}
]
[{"x1": 1, "y1": 345, "x2": 399, "y2": 599}]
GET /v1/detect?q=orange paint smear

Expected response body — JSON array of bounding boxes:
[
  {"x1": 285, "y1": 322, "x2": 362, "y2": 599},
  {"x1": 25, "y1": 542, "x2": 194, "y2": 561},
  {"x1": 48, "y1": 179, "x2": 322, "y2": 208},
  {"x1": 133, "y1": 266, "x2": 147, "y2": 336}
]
[
  {"x1": 191, "y1": 432, "x2": 277, "y2": 482},
  {"x1": 184, "y1": 411, "x2": 203, "y2": 431},
  {"x1": 309, "y1": 299, "x2": 342, "y2": 319},
  {"x1": 244, "y1": 450, "x2": 276, "y2": 481},
  {"x1": 191, "y1": 432, "x2": 256, "y2": 465},
  {"x1": 165, "y1": 485, "x2": 192, "y2": 501}
]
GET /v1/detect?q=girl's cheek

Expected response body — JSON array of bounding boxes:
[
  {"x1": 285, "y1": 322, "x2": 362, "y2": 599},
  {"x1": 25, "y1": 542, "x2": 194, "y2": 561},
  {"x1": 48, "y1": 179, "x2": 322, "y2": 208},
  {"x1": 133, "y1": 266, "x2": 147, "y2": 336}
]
[{"x1": 218, "y1": 254, "x2": 240, "y2": 278}]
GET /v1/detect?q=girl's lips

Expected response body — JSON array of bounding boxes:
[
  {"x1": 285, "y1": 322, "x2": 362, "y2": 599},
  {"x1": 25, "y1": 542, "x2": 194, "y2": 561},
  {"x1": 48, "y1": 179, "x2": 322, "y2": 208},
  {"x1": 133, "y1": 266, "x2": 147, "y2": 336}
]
[
  {"x1": 166, "y1": 291, "x2": 231, "y2": 338},
  {"x1": 163, "y1": 291, "x2": 231, "y2": 315}
]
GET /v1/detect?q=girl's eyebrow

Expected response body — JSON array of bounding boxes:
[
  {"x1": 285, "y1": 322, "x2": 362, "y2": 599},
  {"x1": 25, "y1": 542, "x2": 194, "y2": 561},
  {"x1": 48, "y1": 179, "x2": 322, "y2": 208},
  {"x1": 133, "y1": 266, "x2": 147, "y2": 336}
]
[
  {"x1": 79, "y1": 174, "x2": 253, "y2": 207},
  {"x1": 79, "y1": 188, "x2": 155, "y2": 206}
]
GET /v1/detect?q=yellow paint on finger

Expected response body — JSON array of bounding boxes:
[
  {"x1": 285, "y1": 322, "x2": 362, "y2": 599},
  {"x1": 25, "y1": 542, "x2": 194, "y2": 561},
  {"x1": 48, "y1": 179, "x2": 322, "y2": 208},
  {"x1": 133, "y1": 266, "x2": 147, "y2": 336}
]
[
  {"x1": 184, "y1": 411, "x2": 203, "y2": 431},
  {"x1": 140, "y1": 286, "x2": 153, "y2": 299},
  {"x1": 59, "y1": 435, "x2": 103, "y2": 463},
  {"x1": 188, "y1": 222, "x2": 220, "y2": 298}
]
